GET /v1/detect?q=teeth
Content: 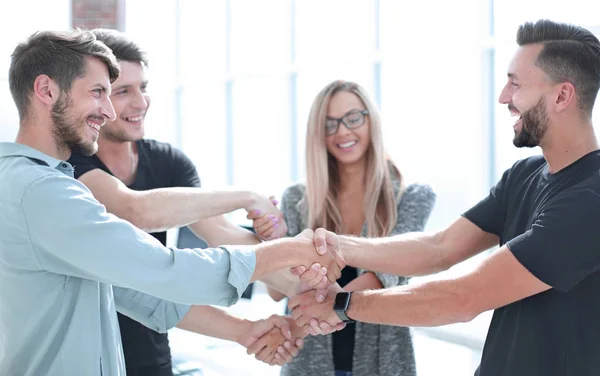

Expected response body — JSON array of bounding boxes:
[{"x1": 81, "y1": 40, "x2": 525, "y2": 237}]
[
  {"x1": 87, "y1": 122, "x2": 101, "y2": 131},
  {"x1": 125, "y1": 116, "x2": 143, "y2": 122},
  {"x1": 339, "y1": 141, "x2": 357, "y2": 148}
]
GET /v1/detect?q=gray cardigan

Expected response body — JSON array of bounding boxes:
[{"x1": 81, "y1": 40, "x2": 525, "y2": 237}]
[{"x1": 279, "y1": 182, "x2": 436, "y2": 376}]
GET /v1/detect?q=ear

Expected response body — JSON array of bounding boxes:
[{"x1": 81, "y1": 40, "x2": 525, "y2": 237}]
[
  {"x1": 554, "y1": 81, "x2": 576, "y2": 113},
  {"x1": 32, "y1": 75, "x2": 61, "y2": 106}
]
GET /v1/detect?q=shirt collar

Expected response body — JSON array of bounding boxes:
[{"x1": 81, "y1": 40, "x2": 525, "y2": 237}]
[{"x1": 0, "y1": 142, "x2": 67, "y2": 169}]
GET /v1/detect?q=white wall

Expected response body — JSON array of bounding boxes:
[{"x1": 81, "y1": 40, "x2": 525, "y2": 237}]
[{"x1": 0, "y1": 0, "x2": 71, "y2": 142}]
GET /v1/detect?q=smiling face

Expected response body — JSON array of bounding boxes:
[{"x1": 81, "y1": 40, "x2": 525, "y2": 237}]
[
  {"x1": 325, "y1": 91, "x2": 371, "y2": 167},
  {"x1": 51, "y1": 57, "x2": 115, "y2": 156},
  {"x1": 499, "y1": 44, "x2": 555, "y2": 148},
  {"x1": 100, "y1": 60, "x2": 149, "y2": 143}
]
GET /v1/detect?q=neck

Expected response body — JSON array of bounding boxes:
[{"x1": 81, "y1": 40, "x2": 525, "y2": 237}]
[
  {"x1": 95, "y1": 136, "x2": 137, "y2": 180},
  {"x1": 337, "y1": 159, "x2": 366, "y2": 193},
  {"x1": 15, "y1": 117, "x2": 70, "y2": 161},
  {"x1": 541, "y1": 119, "x2": 599, "y2": 173}
]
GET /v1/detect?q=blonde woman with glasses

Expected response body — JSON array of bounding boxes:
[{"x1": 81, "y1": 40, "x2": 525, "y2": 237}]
[{"x1": 251, "y1": 80, "x2": 436, "y2": 376}]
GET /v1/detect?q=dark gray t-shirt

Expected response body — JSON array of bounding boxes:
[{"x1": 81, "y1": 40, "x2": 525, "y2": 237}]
[{"x1": 464, "y1": 151, "x2": 600, "y2": 376}]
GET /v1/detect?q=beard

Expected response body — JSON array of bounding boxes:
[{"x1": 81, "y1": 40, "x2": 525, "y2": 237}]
[
  {"x1": 513, "y1": 97, "x2": 549, "y2": 148},
  {"x1": 51, "y1": 93, "x2": 98, "y2": 156}
]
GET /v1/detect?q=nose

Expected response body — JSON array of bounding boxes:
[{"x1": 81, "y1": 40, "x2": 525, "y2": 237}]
[
  {"x1": 132, "y1": 90, "x2": 149, "y2": 110},
  {"x1": 102, "y1": 96, "x2": 117, "y2": 121},
  {"x1": 498, "y1": 82, "x2": 511, "y2": 105}
]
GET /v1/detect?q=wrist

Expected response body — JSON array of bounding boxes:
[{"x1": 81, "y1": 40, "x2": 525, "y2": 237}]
[
  {"x1": 243, "y1": 191, "x2": 260, "y2": 211},
  {"x1": 234, "y1": 318, "x2": 253, "y2": 346}
]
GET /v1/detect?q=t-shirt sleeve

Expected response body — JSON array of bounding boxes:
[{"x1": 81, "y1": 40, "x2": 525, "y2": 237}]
[
  {"x1": 507, "y1": 184, "x2": 600, "y2": 292},
  {"x1": 67, "y1": 153, "x2": 104, "y2": 180},
  {"x1": 167, "y1": 146, "x2": 201, "y2": 188},
  {"x1": 462, "y1": 167, "x2": 510, "y2": 237}
]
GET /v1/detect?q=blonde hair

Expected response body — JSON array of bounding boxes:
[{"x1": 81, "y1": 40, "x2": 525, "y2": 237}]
[{"x1": 302, "y1": 80, "x2": 403, "y2": 237}]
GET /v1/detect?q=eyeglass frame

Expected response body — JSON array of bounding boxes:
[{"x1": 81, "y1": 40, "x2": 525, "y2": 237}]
[{"x1": 324, "y1": 109, "x2": 369, "y2": 136}]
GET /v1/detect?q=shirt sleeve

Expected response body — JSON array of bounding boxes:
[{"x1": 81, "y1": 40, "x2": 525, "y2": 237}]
[
  {"x1": 363, "y1": 183, "x2": 437, "y2": 288},
  {"x1": 462, "y1": 167, "x2": 510, "y2": 237},
  {"x1": 167, "y1": 145, "x2": 201, "y2": 188},
  {"x1": 21, "y1": 173, "x2": 255, "y2": 306},
  {"x1": 507, "y1": 184, "x2": 600, "y2": 292},
  {"x1": 113, "y1": 286, "x2": 191, "y2": 333}
]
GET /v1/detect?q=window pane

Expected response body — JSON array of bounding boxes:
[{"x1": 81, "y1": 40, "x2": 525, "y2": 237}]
[
  {"x1": 381, "y1": 49, "x2": 490, "y2": 231},
  {"x1": 231, "y1": 77, "x2": 292, "y2": 197},
  {"x1": 295, "y1": 0, "x2": 375, "y2": 65},
  {"x1": 230, "y1": 0, "x2": 291, "y2": 75},
  {"x1": 179, "y1": 0, "x2": 227, "y2": 80},
  {"x1": 180, "y1": 84, "x2": 228, "y2": 188},
  {"x1": 494, "y1": 0, "x2": 600, "y2": 39},
  {"x1": 380, "y1": 0, "x2": 488, "y2": 53}
]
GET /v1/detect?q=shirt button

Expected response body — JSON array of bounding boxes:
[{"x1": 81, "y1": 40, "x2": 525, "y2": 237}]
[{"x1": 61, "y1": 163, "x2": 68, "y2": 168}]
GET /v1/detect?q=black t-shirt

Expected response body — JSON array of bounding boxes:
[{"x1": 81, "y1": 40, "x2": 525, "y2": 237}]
[
  {"x1": 332, "y1": 266, "x2": 358, "y2": 372},
  {"x1": 68, "y1": 139, "x2": 200, "y2": 374},
  {"x1": 463, "y1": 151, "x2": 600, "y2": 376}
]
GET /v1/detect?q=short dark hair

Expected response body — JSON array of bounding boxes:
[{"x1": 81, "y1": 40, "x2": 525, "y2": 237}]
[
  {"x1": 517, "y1": 19, "x2": 600, "y2": 115},
  {"x1": 9, "y1": 29, "x2": 120, "y2": 121},
  {"x1": 92, "y1": 28, "x2": 148, "y2": 66}
]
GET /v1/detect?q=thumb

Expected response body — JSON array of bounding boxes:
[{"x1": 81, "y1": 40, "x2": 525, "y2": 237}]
[
  {"x1": 313, "y1": 228, "x2": 328, "y2": 255},
  {"x1": 270, "y1": 315, "x2": 291, "y2": 340},
  {"x1": 315, "y1": 288, "x2": 328, "y2": 303}
]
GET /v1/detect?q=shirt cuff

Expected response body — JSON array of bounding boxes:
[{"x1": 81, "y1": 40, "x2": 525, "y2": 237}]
[{"x1": 218, "y1": 245, "x2": 256, "y2": 301}]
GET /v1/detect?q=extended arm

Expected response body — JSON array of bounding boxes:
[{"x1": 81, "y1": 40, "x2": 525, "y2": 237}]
[{"x1": 78, "y1": 169, "x2": 279, "y2": 233}]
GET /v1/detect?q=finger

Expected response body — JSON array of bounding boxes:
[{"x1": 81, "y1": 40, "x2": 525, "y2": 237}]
[
  {"x1": 246, "y1": 210, "x2": 262, "y2": 220},
  {"x1": 255, "y1": 345, "x2": 275, "y2": 362},
  {"x1": 247, "y1": 339, "x2": 266, "y2": 355},
  {"x1": 269, "y1": 314, "x2": 291, "y2": 340},
  {"x1": 313, "y1": 228, "x2": 328, "y2": 255},
  {"x1": 273, "y1": 352, "x2": 286, "y2": 366},
  {"x1": 256, "y1": 219, "x2": 277, "y2": 234},
  {"x1": 283, "y1": 340, "x2": 300, "y2": 357},
  {"x1": 290, "y1": 307, "x2": 303, "y2": 322},
  {"x1": 277, "y1": 344, "x2": 294, "y2": 363},
  {"x1": 296, "y1": 313, "x2": 309, "y2": 327},
  {"x1": 260, "y1": 228, "x2": 275, "y2": 239},
  {"x1": 304, "y1": 267, "x2": 328, "y2": 290},
  {"x1": 269, "y1": 196, "x2": 279, "y2": 206},
  {"x1": 309, "y1": 319, "x2": 322, "y2": 335},
  {"x1": 295, "y1": 338, "x2": 304, "y2": 349},
  {"x1": 314, "y1": 277, "x2": 330, "y2": 291},
  {"x1": 297, "y1": 263, "x2": 320, "y2": 282},
  {"x1": 290, "y1": 265, "x2": 306, "y2": 276}
]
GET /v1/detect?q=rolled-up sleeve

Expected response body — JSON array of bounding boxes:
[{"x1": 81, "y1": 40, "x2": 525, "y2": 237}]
[
  {"x1": 21, "y1": 173, "x2": 255, "y2": 306},
  {"x1": 114, "y1": 287, "x2": 191, "y2": 333}
]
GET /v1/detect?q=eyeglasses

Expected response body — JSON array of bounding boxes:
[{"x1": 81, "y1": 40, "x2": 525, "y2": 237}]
[{"x1": 325, "y1": 110, "x2": 369, "y2": 136}]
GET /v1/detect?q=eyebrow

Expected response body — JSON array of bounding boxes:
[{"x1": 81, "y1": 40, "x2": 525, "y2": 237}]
[
  {"x1": 507, "y1": 72, "x2": 519, "y2": 80},
  {"x1": 326, "y1": 108, "x2": 365, "y2": 119},
  {"x1": 112, "y1": 81, "x2": 149, "y2": 91}
]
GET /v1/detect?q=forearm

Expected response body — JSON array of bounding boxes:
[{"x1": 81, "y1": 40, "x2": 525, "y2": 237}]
[
  {"x1": 251, "y1": 238, "x2": 317, "y2": 282},
  {"x1": 176, "y1": 305, "x2": 250, "y2": 344},
  {"x1": 346, "y1": 278, "x2": 473, "y2": 327},
  {"x1": 341, "y1": 232, "x2": 450, "y2": 277},
  {"x1": 190, "y1": 215, "x2": 260, "y2": 248},
  {"x1": 266, "y1": 286, "x2": 287, "y2": 301},
  {"x1": 343, "y1": 272, "x2": 383, "y2": 292},
  {"x1": 130, "y1": 188, "x2": 259, "y2": 233}
]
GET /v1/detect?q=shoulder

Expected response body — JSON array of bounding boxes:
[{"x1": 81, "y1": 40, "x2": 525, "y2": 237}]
[
  {"x1": 503, "y1": 154, "x2": 546, "y2": 180},
  {"x1": 67, "y1": 152, "x2": 105, "y2": 179},
  {"x1": 282, "y1": 182, "x2": 306, "y2": 205},
  {"x1": 0, "y1": 157, "x2": 65, "y2": 201},
  {"x1": 139, "y1": 139, "x2": 186, "y2": 159},
  {"x1": 398, "y1": 182, "x2": 436, "y2": 207}
]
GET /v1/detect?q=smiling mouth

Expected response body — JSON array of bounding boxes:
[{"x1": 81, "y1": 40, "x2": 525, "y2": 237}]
[
  {"x1": 337, "y1": 140, "x2": 357, "y2": 148},
  {"x1": 122, "y1": 115, "x2": 144, "y2": 123}
]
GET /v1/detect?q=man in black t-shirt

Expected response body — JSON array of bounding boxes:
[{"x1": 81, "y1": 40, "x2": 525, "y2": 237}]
[
  {"x1": 68, "y1": 29, "x2": 314, "y2": 375},
  {"x1": 287, "y1": 20, "x2": 600, "y2": 376}
]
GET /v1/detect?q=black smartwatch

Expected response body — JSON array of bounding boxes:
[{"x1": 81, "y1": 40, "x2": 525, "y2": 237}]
[{"x1": 333, "y1": 292, "x2": 355, "y2": 323}]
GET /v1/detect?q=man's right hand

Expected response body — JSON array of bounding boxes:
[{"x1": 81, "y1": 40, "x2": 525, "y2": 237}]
[
  {"x1": 246, "y1": 195, "x2": 288, "y2": 240},
  {"x1": 293, "y1": 229, "x2": 344, "y2": 287}
]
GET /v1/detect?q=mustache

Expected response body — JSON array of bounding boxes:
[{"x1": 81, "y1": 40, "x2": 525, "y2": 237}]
[
  {"x1": 87, "y1": 114, "x2": 106, "y2": 126},
  {"x1": 508, "y1": 104, "x2": 519, "y2": 113}
]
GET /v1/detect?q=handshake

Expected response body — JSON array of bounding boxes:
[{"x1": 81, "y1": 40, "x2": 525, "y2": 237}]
[{"x1": 243, "y1": 228, "x2": 349, "y2": 366}]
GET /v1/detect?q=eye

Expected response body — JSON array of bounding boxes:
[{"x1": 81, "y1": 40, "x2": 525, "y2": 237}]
[
  {"x1": 141, "y1": 84, "x2": 148, "y2": 93},
  {"x1": 92, "y1": 88, "x2": 102, "y2": 97},
  {"x1": 113, "y1": 89, "x2": 128, "y2": 96}
]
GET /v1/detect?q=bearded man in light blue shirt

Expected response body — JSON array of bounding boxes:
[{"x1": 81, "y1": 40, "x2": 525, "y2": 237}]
[{"x1": 0, "y1": 29, "x2": 344, "y2": 376}]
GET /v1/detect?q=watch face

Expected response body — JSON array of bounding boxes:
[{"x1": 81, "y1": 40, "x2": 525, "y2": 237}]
[{"x1": 334, "y1": 292, "x2": 350, "y2": 310}]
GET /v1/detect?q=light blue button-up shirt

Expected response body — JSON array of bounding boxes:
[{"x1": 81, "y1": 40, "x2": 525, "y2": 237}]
[{"x1": 0, "y1": 142, "x2": 256, "y2": 376}]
